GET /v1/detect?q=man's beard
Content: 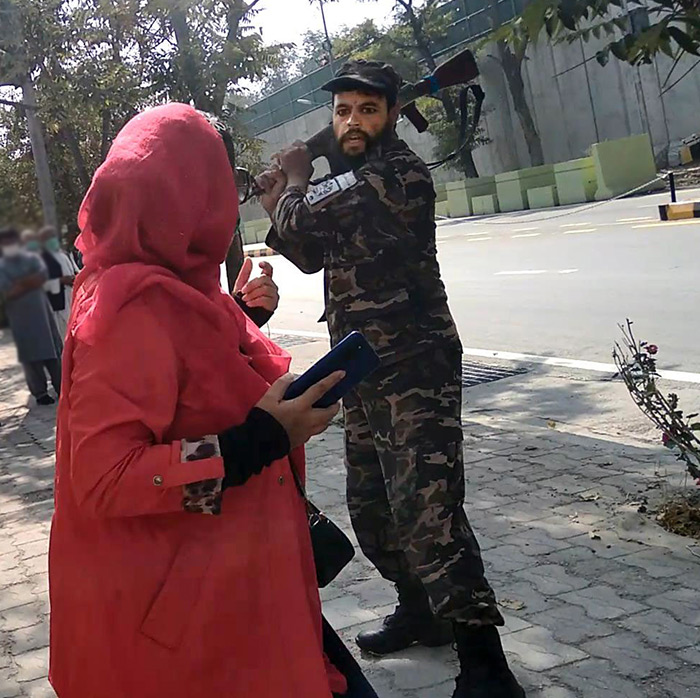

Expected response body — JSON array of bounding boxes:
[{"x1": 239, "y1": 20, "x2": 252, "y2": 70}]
[{"x1": 337, "y1": 123, "x2": 394, "y2": 169}]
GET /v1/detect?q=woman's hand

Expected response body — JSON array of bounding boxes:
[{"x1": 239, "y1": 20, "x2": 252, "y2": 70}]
[
  {"x1": 256, "y1": 372, "x2": 344, "y2": 449},
  {"x1": 234, "y1": 259, "x2": 279, "y2": 314}
]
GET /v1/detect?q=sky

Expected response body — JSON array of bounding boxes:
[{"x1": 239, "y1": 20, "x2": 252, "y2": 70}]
[{"x1": 252, "y1": 0, "x2": 399, "y2": 47}]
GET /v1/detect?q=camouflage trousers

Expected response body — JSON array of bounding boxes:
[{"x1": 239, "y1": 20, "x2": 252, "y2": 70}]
[{"x1": 344, "y1": 347, "x2": 504, "y2": 626}]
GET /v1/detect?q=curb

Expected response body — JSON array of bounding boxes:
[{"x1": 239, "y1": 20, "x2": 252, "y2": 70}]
[
  {"x1": 658, "y1": 202, "x2": 700, "y2": 221},
  {"x1": 244, "y1": 247, "x2": 277, "y2": 258}
]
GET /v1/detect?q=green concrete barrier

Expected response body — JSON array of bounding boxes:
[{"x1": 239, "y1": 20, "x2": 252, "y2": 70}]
[
  {"x1": 435, "y1": 183, "x2": 448, "y2": 204},
  {"x1": 241, "y1": 219, "x2": 270, "y2": 246},
  {"x1": 553, "y1": 157, "x2": 598, "y2": 205},
  {"x1": 446, "y1": 181, "x2": 471, "y2": 217},
  {"x1": 435, "y1": 201, "x2": 450, "y2": 218},
  {"x1": 495, "y1": 164, "x2": 556, "y2": 212},
  {"x1": 591, "y1": 133, "x2": 662, "y2": 200},
  {"x1": 472, "y1": 194, "x2": 499, "y2": 215},
  {"x1": 464, "y1": 176, "x2": 497, "y2": 212},
  {"x1": 527, "y1": 185, "x2": 558, "y2": 209}
]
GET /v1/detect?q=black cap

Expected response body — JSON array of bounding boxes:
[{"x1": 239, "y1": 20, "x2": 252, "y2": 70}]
[{"x1": 321, "y1": 59, "x2": 402, "y2": 106}]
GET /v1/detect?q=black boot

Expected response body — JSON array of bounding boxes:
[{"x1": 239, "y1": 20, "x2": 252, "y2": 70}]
[
  {"x1": 452, "y1": 624, "x2": 526, "y2": 698},
  {"x1": 356, "y1": 580, "x2": 454, "y2": 656}
]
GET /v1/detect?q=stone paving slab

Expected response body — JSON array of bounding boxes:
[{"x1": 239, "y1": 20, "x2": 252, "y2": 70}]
[{"x1": 1, "y1": 331, "x2": 699, "y2": 697}]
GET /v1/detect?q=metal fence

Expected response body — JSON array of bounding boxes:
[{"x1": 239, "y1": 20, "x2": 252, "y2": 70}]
[{"x1": 241, "y1": 0, "x2": 530, "y2": 136}]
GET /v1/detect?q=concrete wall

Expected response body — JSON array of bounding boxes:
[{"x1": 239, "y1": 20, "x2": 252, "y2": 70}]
[
  {"x1": 472, "y1": 35, "x2": 700, "y2": 177},
  {"x1": 240, "y1": 36, "x2": 700, "y2": 224}
]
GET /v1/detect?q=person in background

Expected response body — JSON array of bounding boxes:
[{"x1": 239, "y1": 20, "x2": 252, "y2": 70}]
[
  {"x1": 39, "y1": 226, "x2": 79, "y2": 337},
  {"x1": 0, "y1": 227, "x2": 62, "y2": 405},
  {"x1": 22, "y1": 227, "x2": 75, "y2": 338}
]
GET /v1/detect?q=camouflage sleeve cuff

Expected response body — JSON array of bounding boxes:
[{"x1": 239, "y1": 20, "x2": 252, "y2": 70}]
[{"x1": 181, "y1": 436, "x2": 224, "y2": 516}]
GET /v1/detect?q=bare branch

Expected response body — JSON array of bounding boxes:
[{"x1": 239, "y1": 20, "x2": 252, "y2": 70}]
[
  {"x1": 661, "y1": 58, "x2": 700, "y2": 95},
  {"x1": 661, "y1": 50, "x2": 684, "y2": 89},
  {"x1": 394, "y1": 0, "x2": 413, "y2": 12}
]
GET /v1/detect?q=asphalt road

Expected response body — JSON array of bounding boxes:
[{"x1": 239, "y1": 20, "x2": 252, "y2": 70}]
[{"x1": 263, "y1": 186, "x2": 700, "y2": 374}]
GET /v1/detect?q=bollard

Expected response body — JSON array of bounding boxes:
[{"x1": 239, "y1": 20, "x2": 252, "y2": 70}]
[{"x1": 669, "y1": 172, "x2": 677, "y2": 203}]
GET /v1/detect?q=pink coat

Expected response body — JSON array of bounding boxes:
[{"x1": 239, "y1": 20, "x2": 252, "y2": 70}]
[{"x1": 49, "y1": 104, "x2": 346, "y2": 698}]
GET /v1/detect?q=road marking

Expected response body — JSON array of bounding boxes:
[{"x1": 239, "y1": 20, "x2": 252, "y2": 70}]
[
  {"x1": 641, "y1": 200, "x2": 700, "y2": 208},
  {"x1": 467, "y1": 237, "x2": 493, "y2": 242},
  {"x1": 558, "y1": 269, "x2": 579, "y2": 274},
  {"x1": 269, "y1": 329, "x2": 700, "y2": 385},
  {"x1": 511, "y1": 233, "x2": 541, "y2": 239},
  {"x1": 495, "y1": 270, "x2": 547, "y2": 275},
  {"x1": 616, "y1": 216, "x2": 655, "y2": 223},
  {"x1": 560, "y1": 222, "x2": 593, "y2": 228},
  {"x1": 632, "y1": 220, "x2": 700, "y2": 229},
  {"x1": 459, "y1": 348, "x2": 700, "y2": 384},
  {"x1": 512, "y1": 226, "x2": 540, "y2": 232},
  {"x1": 464, "y1": 231, "x2": 492, "y2": 237},
  {"x1": 563, "y1": 228, "x2": 597, "y2": 234}
]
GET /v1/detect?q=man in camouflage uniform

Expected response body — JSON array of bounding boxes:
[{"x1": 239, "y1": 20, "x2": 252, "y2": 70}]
[{"x1": 261, "y1": 60, "x2": 525, "y2": 698}]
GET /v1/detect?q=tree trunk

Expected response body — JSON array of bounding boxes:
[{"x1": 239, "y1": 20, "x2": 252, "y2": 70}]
[
  {"x1": 440, "y1": 92, "x2": 479, "y2": 178},
  {"x1": 22, "y1": 78, "x2": 58, "y2": 229},
  {"x1": 100, "y1": 109, "x2": 112, "y2": 162},
  {"x1": 498, "y1": 42, "x2": 544, "y2": 167},
  {"x1": 62, "y1": 124, "x2": 92, "y2": 191},
  {"x1": 170, "y1": 8, "x2": 214, "y2": 112},
  {"x1": 399, "y1": 3, "x2": 479, "y2": 178}
]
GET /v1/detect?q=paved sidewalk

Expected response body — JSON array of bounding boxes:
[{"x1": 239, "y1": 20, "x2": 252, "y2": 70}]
[{"x1": 1, "y1": 330, "x2": 699, "y2": 697}]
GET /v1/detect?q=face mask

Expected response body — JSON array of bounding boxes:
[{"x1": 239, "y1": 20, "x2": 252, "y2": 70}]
[
  {"x1": 45, "y1": 238, "x2": 61, "y2": 253},
  {"x1": 1, "y1": 244, "x2": 22, "y2": 258},
  {"x1": 25, "y1": 240, "x2": 41, "y2": 252}
]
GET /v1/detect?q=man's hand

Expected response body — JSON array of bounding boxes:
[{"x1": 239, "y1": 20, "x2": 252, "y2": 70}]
[
  {"x1": 6, "y1": 273, "x2": 47, "y2": 301},
  {"x1": 276, "y1": 141, "x2": 313, "y2": 189},
  {"x1": 259, "y1": 167, "x2": 288, "y2": 218},
  {"x1": 234, "y1": 258, "x2": 279, "y2": 314}
]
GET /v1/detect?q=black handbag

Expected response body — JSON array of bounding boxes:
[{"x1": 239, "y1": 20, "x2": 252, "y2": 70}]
[{"x1": 290, "y1": 461, "x2": 355, "y2": 588}]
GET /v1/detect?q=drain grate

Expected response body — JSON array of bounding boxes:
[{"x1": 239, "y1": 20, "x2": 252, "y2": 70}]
[
  {"x1": 462, "y1": 359, "x2": 527, "y2": 388},
  {"x1": 269, "y1": 335, "x2": 527, "y2": 388}
]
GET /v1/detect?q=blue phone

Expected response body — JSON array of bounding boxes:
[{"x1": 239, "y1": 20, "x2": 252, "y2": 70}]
[{"x1": 284, "y1": 332, "x2": 381, "y2": 408}]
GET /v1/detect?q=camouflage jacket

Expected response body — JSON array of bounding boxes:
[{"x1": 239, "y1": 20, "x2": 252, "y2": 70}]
[{"x1": 267, "y1": 137, "x2": 462, "y2": 365}]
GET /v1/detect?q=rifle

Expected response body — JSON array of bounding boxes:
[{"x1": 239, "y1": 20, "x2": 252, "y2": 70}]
[{"x1": 236, "y1": 48, "x2": 480, "y2": 203}]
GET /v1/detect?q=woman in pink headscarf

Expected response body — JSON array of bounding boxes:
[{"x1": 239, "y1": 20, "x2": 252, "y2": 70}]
[{"x1": 48, "y1": 104, "x2": 375, "y2": 698}]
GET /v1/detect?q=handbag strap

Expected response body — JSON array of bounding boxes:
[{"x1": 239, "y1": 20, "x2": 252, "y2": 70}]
[{"x1": 288, "y1": 458, "x2": 308, "y2": 503}]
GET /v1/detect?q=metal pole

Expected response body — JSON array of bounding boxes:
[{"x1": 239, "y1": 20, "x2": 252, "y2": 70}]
[
  {"x1": 318, "y1": 0, "x2": 335, "y2": 75},
  {"x1": 669, "y1": 171, "x2": 677, "y2": 203}
]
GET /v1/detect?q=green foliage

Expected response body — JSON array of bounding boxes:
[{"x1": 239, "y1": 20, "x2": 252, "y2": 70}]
[
  {"x1": 285, "y1": 1, "x2": 487, "y2": 177},
  {"x1": 493, "y1": 0, "x2": 700, "y2": 68},
  {"x1": 0, "y1": 0, "x2": 282, "y2": 227},
  {"x1": 416, "y1": 89, "x2": 489, "y2": 161}
]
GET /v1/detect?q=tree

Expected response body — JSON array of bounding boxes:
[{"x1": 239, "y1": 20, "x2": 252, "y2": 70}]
[
  {"x1": 319, "y1": 0, "x2": 485, "y2": 178},
  {"x1": 0, "y1": 0, "x2": 284, "y2": 249},
  {"x1": 483, "y1": 0, "x2": 545, "y2": 167},
  {"x1": 0, "y1": 0, "x2": 62, "y2": 227},
  {"x1": 387, "y1": 0, "x2": 483, "y2": 177},
  {"x1": 495, "y1": 0, "x2": 700, "y2": 91}
]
